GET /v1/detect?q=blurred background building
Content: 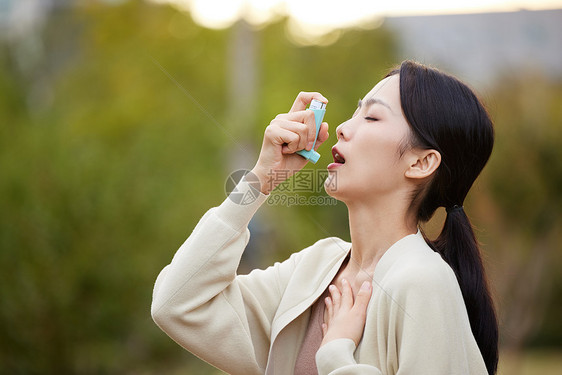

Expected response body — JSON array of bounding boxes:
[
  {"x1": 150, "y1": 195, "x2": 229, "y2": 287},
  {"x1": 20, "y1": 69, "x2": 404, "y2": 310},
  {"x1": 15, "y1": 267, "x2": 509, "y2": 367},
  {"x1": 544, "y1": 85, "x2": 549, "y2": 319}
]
[{"x1": 386, "y1": 9, "x2": 562, "y2": 85}]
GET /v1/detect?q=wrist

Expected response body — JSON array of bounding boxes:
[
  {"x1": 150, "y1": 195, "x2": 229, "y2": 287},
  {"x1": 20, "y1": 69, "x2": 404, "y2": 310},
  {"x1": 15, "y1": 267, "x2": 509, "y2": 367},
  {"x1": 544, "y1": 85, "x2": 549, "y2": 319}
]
[
  {"x1": 321, "y1": 332, "x2": 360, "y2": 348},
  {"x1": 320, "y1": 335, "x2": 341, "y2": 348},
  {"x1": 250, "y1": 167, "x2": 273, "y2": 195}
]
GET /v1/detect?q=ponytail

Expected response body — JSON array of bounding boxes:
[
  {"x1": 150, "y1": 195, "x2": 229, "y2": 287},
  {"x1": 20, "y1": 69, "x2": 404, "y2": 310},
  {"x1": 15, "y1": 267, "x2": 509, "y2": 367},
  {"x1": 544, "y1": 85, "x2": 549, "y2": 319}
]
[
  {"x1": 387, "y1": 60, "x2": 499, "y2": 374},
  {"x1": 431, "y1": 207, "x2": 498, "y2": 375}
]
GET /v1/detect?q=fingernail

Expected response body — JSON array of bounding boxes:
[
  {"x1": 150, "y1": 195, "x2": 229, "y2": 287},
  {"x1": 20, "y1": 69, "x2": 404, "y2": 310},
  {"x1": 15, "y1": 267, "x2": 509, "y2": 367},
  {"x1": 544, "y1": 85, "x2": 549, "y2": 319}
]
[
  {"x1": 342, "y1": 279, "x2": 347, "y2": 285},
  {"x1": 361, "y1": 281, "x2": 370, "y2": 290},
  {"x1": 306, "y1": 141, "x2": 314, "y2": 150}
]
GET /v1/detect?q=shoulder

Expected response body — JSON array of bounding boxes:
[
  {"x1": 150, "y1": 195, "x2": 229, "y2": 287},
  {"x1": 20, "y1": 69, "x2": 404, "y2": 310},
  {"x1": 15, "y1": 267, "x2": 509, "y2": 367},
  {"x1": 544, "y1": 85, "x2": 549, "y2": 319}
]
[
  {"x1": 376, "y1": 245, "x2": 469, "y2": 329},
  {"x1": 383, "y1": 243, "x2": 460, "y2": 300}
]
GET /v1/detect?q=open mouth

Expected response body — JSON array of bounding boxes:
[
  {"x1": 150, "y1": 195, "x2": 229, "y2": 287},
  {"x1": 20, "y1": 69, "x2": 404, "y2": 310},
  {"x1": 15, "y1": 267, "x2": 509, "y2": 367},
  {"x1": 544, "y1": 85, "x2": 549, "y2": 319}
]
[{"x1": 332, "y1": 147, "x2": 345, "y2": 164}]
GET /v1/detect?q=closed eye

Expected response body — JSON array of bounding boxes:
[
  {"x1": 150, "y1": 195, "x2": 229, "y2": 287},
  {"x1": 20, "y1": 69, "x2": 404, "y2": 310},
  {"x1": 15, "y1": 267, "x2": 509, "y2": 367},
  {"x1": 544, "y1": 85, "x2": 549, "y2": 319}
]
[{"x1": 364, "y1": 117, "x2": 378, "y2": 122}]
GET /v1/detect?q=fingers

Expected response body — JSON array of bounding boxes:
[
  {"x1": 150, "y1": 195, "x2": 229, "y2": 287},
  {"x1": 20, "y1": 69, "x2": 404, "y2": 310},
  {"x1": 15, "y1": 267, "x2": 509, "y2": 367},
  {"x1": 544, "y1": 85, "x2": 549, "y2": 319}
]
[
  {"x1": 276, "y1": 122, "x2": 308, "y2": 153},
  {"x1": 272, "y1": 104, "x2": 331, "y2": 155},
  {"x1": 328, "y1": 284, "x2": 341, "y2": 309},
  {"x1": 265, "y1": 125, "x2": 301, "y2": 154},
  {"x1": 325, "y1": 296, "x2": 333, "y2": 319},
  {"x1": 352, "y1": 281, "x2": 372, "y2": 316},
  {"x1": 289, "y1": 91, "x2": 328, "y2": 113},
  {"x1": 321, "y1": 280, "x2": 372, "y2": 346},
  {"x1": 327, "y1": 279, "x2": 372, "y2": 313},
  {"x1": 340, "y1": 279, "x2": 354, "y2": 309},
  {"x1": 314, "y1": 122, "x2": 330, "y2": 151},
  {"x1": 274, "y1": 111, "x2": 317, "y2": 151}
]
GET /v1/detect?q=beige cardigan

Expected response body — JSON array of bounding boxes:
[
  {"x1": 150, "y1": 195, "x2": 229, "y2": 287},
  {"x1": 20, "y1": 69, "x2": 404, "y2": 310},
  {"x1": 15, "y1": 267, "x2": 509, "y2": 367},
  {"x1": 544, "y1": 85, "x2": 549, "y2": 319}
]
[{"x1": 151, "y1": 177, "x2": 488, "y2": 374}]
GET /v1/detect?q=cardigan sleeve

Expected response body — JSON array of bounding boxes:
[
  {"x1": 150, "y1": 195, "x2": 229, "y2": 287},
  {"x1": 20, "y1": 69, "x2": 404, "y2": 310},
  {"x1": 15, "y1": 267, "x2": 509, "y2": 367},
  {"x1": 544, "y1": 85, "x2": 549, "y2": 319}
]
[
  {"x1": 151, "y1": 176, "x2": 296, "y2": 375},
  {"x1": 316, "y1": 339, "x2": 383, "y2": 375}
]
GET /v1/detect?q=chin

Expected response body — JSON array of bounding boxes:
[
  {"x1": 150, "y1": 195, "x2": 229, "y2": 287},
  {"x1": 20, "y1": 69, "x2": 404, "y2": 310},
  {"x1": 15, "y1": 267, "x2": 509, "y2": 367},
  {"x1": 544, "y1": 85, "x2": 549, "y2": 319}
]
[
  {"x1": 324, "y1": 173, "x2": 380, "y2": 204},
  {"x1": 324, "y1": 172, "x2": 345, "y2": 200}
]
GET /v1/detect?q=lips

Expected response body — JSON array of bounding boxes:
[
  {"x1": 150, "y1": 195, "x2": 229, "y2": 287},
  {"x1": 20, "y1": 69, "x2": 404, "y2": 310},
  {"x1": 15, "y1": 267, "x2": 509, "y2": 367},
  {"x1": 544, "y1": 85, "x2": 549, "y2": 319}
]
[{"x1": 331, "y1": 146, "x2": 345, "y2": 164}]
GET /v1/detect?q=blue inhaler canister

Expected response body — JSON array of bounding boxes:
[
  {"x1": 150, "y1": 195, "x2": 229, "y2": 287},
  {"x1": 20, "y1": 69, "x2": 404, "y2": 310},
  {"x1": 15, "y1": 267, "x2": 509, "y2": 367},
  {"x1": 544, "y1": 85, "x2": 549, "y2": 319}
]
[{"x1": 296, "y1": 99, "x2": 327, "y2": 164}]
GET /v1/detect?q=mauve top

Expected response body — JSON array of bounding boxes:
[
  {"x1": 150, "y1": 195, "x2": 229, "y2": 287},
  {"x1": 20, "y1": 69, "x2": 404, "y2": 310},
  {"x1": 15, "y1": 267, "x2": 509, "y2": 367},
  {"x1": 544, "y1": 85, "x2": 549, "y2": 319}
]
[{"x1": 293, "y1": 290, "x2": 329, "y2": 375}]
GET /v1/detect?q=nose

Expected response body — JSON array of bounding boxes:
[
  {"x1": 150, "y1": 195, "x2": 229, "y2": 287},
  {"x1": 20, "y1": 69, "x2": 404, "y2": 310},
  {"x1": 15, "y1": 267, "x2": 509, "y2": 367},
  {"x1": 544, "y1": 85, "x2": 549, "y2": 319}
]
[{"x1": 336, "y1": 120, "x2": 349, "y2": 140}]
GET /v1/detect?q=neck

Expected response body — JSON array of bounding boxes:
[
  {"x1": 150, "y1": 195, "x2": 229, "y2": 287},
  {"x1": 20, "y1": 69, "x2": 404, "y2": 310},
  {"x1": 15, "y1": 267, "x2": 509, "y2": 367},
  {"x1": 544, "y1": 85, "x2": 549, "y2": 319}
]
[{"x1": 345, "y1": 196, "x2": 418, "y2": 274}]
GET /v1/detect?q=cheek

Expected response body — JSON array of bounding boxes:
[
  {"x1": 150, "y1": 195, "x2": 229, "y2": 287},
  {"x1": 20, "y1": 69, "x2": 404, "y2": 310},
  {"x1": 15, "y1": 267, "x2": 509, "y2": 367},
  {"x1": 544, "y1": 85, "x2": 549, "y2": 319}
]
[
  {"x1": 359, "y1": 135, "x2": 402, "y2": 172},
  {"x1": 326, "y1": 127, "x2": 409, "y2": 198},
  {"x1": 351, "y1": 134, "x2": 405, "y2": 189}
]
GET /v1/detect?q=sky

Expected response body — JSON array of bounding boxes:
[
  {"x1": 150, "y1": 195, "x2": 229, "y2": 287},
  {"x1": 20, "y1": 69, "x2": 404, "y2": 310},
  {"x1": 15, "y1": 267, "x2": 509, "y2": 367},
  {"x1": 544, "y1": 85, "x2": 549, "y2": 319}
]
[{"x1": 152, "y1": 0, "x2": 562, "y2": 32}]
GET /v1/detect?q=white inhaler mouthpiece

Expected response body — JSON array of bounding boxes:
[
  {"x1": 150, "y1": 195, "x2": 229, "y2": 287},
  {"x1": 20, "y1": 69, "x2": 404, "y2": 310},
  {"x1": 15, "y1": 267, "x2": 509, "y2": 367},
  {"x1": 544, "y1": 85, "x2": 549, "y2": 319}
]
[{"x1": 296, "y1": 99, "x2": 326, "y2": 163}]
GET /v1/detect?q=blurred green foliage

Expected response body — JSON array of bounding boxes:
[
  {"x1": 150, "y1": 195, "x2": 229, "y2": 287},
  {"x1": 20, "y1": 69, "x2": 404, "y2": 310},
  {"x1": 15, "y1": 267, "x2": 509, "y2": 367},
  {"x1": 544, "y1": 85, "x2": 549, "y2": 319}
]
[
  {"x1": 484, "y1": 73, "x2": 562, "y2": 350},
  {"x1": 0, "y1": 1, "x2": 394, "y2": 373},
  {"x1": 0, "y1": 0, "x2": 560, "y2": 374},
  {"x1": 488, "y1": 74, "x2": 562, "y2": 235}
]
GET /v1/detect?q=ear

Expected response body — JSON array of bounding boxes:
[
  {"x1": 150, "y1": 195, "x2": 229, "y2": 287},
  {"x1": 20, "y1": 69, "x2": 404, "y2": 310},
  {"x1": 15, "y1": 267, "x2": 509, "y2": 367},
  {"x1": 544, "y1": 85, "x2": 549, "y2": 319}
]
[{"x1": 404, "y1": 149, "x2": 441, "y2": 180}]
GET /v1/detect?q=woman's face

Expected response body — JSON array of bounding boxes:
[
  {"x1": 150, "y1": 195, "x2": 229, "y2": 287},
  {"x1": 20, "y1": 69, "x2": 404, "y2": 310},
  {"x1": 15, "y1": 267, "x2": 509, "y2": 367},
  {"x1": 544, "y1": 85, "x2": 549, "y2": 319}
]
[{"x1": 324, "y1": 75, "x2": 414, "y2": 203}]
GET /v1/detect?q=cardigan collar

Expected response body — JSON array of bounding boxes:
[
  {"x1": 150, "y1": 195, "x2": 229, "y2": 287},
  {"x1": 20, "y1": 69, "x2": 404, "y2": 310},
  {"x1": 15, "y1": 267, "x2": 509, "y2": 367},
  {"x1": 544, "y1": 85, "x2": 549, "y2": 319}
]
[
  {"x1": 372, "y1": 229, "x2": 425, "y2": 283},
  {"x1": 274, "y1": 228, "x2": 425, "y2": 333},
  {"x1": 266, "y1": 229, "x2": 427, "y2": 374}
]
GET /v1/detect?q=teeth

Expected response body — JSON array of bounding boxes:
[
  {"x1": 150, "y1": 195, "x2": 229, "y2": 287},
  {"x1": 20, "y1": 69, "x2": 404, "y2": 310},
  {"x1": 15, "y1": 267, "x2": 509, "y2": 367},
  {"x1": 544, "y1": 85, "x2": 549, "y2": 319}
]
[{"x1": 335, "y1": 152, "x2": 345, "y2": 163}]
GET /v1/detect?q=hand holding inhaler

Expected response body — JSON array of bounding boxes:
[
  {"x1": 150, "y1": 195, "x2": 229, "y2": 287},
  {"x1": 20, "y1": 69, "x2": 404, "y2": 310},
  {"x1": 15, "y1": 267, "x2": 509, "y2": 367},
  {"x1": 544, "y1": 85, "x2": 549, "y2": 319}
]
[
  {"x1": 251, "y1": 92, "x2": 329, "y2": 195},
  {"x1": 296, "y1": 99, "x2": 327, "y2": 163}
]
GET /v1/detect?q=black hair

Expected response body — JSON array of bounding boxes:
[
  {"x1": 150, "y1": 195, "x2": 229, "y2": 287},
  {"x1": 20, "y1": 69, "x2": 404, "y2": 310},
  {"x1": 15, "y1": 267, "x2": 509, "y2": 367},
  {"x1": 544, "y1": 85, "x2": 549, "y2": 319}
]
[{"x1": 387, "y1": 60, "x2": 499, "y2": 374}]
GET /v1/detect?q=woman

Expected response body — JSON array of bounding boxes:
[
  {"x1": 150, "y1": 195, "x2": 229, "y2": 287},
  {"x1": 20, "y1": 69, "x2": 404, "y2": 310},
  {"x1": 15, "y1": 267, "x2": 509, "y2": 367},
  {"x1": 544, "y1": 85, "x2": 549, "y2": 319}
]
[{"x1": 151, "y1": 60, "x2": 498, "y2": 374}]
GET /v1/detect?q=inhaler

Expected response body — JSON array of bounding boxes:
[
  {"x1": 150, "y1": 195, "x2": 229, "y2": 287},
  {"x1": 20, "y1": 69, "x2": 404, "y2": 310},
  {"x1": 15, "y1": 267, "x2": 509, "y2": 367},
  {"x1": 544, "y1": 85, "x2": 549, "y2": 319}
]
[{"x1": 296, "y1": 99, "x2": 327, "y2": 164}]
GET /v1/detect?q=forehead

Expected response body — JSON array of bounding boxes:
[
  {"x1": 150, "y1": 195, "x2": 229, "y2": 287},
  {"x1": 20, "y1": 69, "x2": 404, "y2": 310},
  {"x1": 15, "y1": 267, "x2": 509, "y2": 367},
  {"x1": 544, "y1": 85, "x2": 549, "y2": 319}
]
[{"x1": 361, "y1": 75, "x2": 401, "y2": 110}]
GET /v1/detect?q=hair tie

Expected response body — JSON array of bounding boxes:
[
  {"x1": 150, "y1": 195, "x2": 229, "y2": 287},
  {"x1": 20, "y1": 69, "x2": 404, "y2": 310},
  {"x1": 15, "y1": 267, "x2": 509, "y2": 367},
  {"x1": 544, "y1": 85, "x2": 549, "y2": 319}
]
[{"x1": 446, "y1": 205, "x2": 464, "y2": 214}]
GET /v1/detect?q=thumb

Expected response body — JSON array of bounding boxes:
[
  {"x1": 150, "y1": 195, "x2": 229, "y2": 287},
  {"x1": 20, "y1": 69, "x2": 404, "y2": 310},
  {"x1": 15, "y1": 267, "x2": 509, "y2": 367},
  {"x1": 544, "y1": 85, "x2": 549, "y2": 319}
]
[{"x1": 313, "y1": 122, "x2": 330, "y2": 151}]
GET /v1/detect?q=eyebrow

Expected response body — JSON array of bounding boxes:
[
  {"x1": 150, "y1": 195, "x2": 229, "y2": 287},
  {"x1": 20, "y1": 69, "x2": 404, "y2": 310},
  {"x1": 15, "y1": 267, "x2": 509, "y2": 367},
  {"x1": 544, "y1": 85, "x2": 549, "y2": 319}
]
[{"x1": 357, "y1": 98, "x2": 394, "y2": 114}]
